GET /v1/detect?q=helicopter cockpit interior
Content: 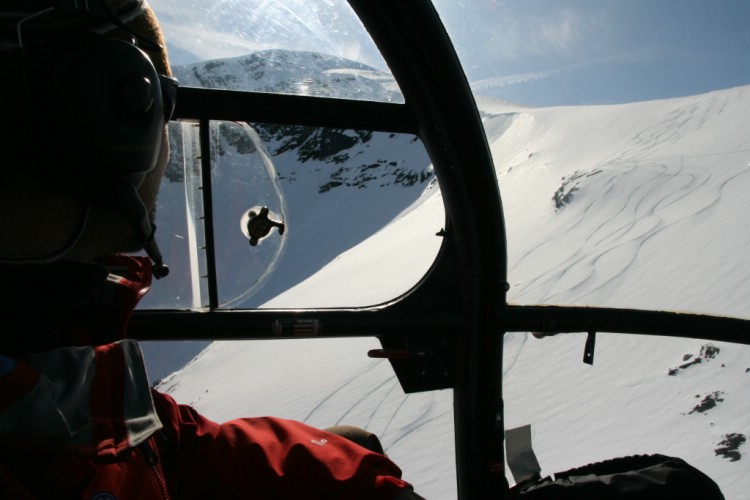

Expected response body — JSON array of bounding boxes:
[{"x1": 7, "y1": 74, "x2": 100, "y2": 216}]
[{"x1": 125, "y1": 1, "x2": 750, "y2": 498}]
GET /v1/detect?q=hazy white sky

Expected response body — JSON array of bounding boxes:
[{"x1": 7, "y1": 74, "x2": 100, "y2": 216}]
[{"x1": 151, "y1": 0, "x2": 750, "y2": 106}]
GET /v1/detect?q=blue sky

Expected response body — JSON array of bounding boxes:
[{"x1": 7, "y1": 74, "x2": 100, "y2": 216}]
[
  {"x1": 152, "y1": 0, "x2": 750, "y2": 107},
  {"x1": 433, "y1": 0, "x2": 750, "y2": 105}
]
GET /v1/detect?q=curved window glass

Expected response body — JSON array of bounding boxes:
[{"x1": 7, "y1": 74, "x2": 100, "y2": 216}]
[
  {"x1": 150, "y1": 0, "x2": 403, "y2": 102},
  {"x1": 434, "y1": 0, "x2": 750, "y2": 320},
  {"x1": 139, "y1": 121, "x2": 442, "y2": 310},
  {"x1": 432, "y1": 2, "x2": 750, "y2": 495},
  {"x1": 503, "y1": 330, "x2": 749, "y2": 498}
]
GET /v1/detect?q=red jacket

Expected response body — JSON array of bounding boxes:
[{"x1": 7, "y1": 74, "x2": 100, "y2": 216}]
[{"x1": 0, "y1": 256, "x2": 413, "y2": 499}]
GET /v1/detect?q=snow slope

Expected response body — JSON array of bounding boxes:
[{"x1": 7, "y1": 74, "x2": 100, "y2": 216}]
[{"x1": 149, "y1": 83, "x2": 750, "y2": 498}]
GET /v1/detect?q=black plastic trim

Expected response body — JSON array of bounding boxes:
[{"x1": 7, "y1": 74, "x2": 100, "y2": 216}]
[
  {"x1": 506, "y1": 305, "x2": 750, "y2": 344},
  {"x1": 347, "y1": 0, "x2": 508, "y2": 497},
  {"x1": 173, "y1": 87, "x2": 418, "y2": 134}
]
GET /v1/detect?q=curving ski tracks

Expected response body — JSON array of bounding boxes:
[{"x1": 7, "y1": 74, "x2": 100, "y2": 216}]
[
  {"x1": 510, "y1": 154, "x2": 750, "y2": 307},
  {"x1": 301, "y1": 356, "x2": 452, "y2": 454}
]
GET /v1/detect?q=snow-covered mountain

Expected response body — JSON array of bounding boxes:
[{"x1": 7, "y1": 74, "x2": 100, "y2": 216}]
[
  {"x1": 140, "y1": 49, "x2": 750, "y2": 499},
  {"x1": 172, "y1": 48, "x2": 402, "y2": 102}
]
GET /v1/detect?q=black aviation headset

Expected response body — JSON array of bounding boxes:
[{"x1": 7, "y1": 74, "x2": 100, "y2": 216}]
[{"x1": 3, "y1": 0, "x2": 177, "y2": 278}]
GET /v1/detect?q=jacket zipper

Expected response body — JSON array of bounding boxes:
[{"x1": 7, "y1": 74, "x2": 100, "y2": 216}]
[{"x1": 140, "y1": 440, "x2": 171, "y2": 500}]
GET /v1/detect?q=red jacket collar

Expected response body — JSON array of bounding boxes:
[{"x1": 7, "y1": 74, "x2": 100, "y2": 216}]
[
  {"x1": 0, "y1": 255, "x2": 153, "y2": 356},
  {"x1": 65, "y1": 255, "x2": 153, "y2": 347}
]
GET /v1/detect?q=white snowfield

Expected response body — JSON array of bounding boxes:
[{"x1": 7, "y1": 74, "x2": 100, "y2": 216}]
[{"x1": 154, "y1": 84, "x2": 750, "y2": 499}]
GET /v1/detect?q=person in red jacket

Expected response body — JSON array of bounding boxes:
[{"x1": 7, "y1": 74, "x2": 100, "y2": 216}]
[{"x1": 0, "y1": 2, "x2": 425, "y2": 498}]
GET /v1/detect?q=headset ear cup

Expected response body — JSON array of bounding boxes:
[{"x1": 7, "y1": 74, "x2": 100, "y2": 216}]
[
  {"x1": 12, "y1": 33, "x2": 172, "y2": 270},
  {"x1": 27, "y1": 34, "x2": 165, "y2": 200}
]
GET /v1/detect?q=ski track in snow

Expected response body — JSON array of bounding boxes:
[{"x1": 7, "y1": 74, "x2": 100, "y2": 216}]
[
  {"x1": 362, "y1": 378, "x2": 402, "y2": 430},
  {"x1": 302, "y1": 360, "x2": 384, "y2": 423},
  {"x1": 301, "y1": 359, "x2": 446, "y2": 455}
]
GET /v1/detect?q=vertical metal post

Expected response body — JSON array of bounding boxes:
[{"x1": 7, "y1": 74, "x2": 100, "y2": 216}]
[{"x1": 199, "y1": 118, "x2": 219, "y2": 309}]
